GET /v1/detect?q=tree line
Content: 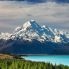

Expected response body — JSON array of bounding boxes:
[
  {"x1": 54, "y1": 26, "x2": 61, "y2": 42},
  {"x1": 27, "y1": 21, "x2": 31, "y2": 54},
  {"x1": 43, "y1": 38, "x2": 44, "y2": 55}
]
[{"x1": 0, "y1": 59, "x2": 69, "y2": 69}]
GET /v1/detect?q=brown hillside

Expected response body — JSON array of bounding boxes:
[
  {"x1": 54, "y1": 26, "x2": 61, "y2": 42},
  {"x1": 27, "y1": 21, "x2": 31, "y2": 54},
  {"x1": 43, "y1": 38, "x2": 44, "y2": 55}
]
[{"x1": 0, "y1": 54, "x2": 16, "y2": 59}]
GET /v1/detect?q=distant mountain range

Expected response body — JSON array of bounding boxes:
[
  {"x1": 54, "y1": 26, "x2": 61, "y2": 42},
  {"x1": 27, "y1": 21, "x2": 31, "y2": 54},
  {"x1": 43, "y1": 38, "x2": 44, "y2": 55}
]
[{"x1": 0, "y1": 20, "x2": 69, "y2": 55}]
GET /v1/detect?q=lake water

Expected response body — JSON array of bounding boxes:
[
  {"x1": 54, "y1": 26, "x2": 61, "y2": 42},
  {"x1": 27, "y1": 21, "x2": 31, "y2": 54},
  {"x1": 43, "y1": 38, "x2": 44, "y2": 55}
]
[{"x1": 22, "y1": 55, "x2": 69, "y2": 66}]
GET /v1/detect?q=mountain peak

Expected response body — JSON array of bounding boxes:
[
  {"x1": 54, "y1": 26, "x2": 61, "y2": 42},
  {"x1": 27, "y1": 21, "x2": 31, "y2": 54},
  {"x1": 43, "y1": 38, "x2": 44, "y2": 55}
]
[
  {"x1": 30, "y1": 19, "x2": 35, "y2": 23},
  {"x1": 23, "y1": 20, "x2": 35, "y2": 29},
  {"x1": 22, "y1": 20, "x2": 40, "y2": 31},
  {"x1": 0, "y1": 20, "x2": 69, "y2": 43},
  {"x1": 22, "y1": 21, "x2": 31, "y2": 30},
  {"x1": 23, "y1": 20, "x2": 35, "y2": 26}
]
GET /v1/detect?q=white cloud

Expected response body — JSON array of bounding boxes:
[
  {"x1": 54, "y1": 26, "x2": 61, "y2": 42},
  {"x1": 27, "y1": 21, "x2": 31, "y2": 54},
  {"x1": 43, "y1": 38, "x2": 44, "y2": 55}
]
[{"x1": 0, "y1": 1, "x2": 69, "y2": 32}]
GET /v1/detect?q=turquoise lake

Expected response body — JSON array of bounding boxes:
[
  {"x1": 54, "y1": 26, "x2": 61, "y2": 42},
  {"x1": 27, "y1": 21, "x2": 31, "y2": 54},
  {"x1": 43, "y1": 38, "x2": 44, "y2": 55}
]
[{"x1": 22, "y1": 56, "x2": 69, "y2": 66}]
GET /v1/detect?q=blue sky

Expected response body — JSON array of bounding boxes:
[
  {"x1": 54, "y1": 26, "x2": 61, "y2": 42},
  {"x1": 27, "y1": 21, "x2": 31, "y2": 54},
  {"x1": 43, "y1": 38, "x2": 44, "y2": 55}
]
[{"x1": 0, "y1": 1, "x2": 69, "y2": 32}]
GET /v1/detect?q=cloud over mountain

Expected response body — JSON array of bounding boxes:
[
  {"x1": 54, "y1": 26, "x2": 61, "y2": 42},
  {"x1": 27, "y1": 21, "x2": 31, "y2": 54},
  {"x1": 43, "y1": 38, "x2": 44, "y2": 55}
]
[{"x1": 0, "y1": 1, "x2": 69, "y2": 32}]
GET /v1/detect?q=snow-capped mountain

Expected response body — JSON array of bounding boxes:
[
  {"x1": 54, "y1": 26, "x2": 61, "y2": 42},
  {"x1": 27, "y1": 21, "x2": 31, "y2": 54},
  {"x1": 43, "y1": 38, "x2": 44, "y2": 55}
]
[
  {"x1": 0, "y1": 20, "x2": 69, "y2": 43},
  {"x1": 0, "y1": 20, "x2": 69, "y2": 55}
]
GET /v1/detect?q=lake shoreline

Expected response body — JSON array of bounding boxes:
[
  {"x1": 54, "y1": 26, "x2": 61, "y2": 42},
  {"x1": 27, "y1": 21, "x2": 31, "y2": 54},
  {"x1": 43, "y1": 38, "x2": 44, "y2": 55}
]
[{"x1": 22, "y1": 55, "x2": 69, "y2": 66}]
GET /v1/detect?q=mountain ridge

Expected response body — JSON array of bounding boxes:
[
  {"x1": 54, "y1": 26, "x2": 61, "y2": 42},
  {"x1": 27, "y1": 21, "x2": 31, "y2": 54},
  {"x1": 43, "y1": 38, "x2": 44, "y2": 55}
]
[
  {"x1": 0, "y1": 20, "x2": 69, "y2": 43},
  {"x1": 0, "y1": 20, "x2": 69, "y2": 55}
]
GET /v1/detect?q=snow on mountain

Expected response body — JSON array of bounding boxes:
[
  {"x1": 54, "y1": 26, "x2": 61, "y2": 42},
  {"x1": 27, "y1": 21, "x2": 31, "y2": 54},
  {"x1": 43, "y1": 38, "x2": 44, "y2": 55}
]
[
  {"x1": 14, "y1": 26, "x2": 21, "y2": 32},
  {"x1": 0, "y1": 20, "x2": 69, "y2": 43},
  {"x1": 12, "y1": 20, "x2": 44, "y2": 41},
  {"x1": 12, "y1": 20, "x2": 65, "y2": 42},
  {"x1": 65, "y1": 34, "x2": 69, "y2": 38},
  {"x1": 0, "y1": 32, "x2": 12, "y2": 40}
]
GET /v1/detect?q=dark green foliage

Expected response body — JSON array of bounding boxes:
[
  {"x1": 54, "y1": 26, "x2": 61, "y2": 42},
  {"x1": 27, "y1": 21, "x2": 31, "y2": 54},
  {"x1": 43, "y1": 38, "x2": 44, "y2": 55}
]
[{"x1": 0, "y1": 59, "x2": 69, "y2": 69}]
